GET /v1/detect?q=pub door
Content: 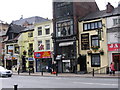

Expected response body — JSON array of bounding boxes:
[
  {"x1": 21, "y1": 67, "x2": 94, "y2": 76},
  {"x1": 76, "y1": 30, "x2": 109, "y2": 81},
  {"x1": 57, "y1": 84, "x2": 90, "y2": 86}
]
[{"x1": 80, "y1": 55, "x2": 87, "y2": 73}]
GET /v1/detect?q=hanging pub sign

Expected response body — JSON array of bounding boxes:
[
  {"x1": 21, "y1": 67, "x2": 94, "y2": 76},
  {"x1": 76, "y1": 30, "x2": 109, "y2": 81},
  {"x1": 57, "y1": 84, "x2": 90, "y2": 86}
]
[
  {"x1": 34, "y1": 51, "x2": 51, "y2": 58},
  {"x1": 81, "y1": 33, "x2": 89, "y2": 50},
  {"x1": 108, "y1": 43, "x2": 120, "y2": 51}
]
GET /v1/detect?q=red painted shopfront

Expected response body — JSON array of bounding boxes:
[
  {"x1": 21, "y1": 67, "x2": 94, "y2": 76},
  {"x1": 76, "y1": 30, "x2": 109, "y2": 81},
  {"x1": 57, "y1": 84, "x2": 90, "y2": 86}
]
[
  {"x1": 108, "y1": 43, "x2": 120, "y2": 71},
  {"x1": 34, "y1": 51, "x2": 52, "y2": 72}
]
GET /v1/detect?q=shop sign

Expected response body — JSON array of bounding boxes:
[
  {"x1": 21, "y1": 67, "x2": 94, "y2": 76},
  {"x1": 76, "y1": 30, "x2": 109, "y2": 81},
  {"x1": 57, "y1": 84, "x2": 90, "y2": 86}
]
[
  {"x1": 81, "y1": 33, "x2": 89, "y2": 50},
  {"x1": 34, "y1": 51, "x2": 51, "y2": 58},
  {"x1": 108, "y1": 43, "x2": 120, "y2": 51},
  {"x1": 8, "y1": 46, "x2": 14, "y2": 54},
  {"x1": 59, "y1": 42, "x2": 73, "y2": 46},
  {"x1": 28, "y1": 57, "x2": 34, "y2": 61}
]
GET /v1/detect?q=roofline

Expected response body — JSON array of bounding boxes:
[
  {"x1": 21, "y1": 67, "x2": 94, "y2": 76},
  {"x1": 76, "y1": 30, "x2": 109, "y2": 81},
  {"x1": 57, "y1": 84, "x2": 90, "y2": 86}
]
[
  {"x1": 79, "y1": 14, "x2": 120, "y2": 22},
  {"x1": 20, "y1": 29, "x2": 34, "y2": 33}
]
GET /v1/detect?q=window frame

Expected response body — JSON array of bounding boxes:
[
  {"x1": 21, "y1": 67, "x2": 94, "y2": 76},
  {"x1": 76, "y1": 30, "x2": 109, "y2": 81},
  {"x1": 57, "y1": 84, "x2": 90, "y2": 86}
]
[
  {"x1": 38, "y1": 41, "x2": 42, "y2": 50},
  {"x1": 38, "y1": 26, "x2": 42, "y2": 36},
  {"x1": 83, "y1": 21, "x2": 102, "y2": 31},
  {"x1": 56, "y1": 20, "x2": 73, "y2": 37},
  {"x1": 28, "y1": 32, "x2": 33, "y2": 37},
  {"x1": 91, "y1": 54, "x2": 100, "y2": 67},
  {"x1": 91, "y1": 35, "x2": 100, "y2": 47},
  {"x1": 45, "y1": 40, "x2": 50, "y2": 50},
  {"x1": 45, "y1": 28, "x2": 50, "y2": 35}
]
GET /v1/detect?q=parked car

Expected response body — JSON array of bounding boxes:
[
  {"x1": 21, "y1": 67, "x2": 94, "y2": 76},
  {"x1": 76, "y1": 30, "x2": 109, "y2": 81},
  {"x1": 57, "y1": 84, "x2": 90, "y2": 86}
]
[{"x1": 0, "y1": 66, "x2": 12, "y2": 77}]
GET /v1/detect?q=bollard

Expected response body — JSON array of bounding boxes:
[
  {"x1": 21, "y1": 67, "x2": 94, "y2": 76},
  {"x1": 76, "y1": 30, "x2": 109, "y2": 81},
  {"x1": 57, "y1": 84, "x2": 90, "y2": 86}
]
[
  {"x1": 18, "y1": 67, "x2": 20, "y2": 75},
  {"x1": 18, "y1": 69, "x2": 20, "y2": 75},
  {"x1": 41, "y1": 68, "x2": 43, "y2": 76},
  {"x1": 29, "y1": 68, "x2": 30, "y2": 75},
  {"x1": 14, "y1": 84, "x2": 18, "y2": 90},
  {"x1": 92, "y1": 69, "x2": 94, "y2": 77}
]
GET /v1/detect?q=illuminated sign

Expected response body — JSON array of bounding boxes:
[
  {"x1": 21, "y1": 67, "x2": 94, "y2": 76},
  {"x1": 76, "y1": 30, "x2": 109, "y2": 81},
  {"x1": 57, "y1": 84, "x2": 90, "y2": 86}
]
[{"x1": 34, "y1": 51, "x2": 51, "y2": 58}]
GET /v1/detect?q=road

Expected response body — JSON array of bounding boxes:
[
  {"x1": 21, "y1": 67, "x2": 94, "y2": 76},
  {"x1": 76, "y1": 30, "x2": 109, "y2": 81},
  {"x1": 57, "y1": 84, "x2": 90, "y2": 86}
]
[{"x1": 0, "y1": 75, "x2": 118, "y2": 89}]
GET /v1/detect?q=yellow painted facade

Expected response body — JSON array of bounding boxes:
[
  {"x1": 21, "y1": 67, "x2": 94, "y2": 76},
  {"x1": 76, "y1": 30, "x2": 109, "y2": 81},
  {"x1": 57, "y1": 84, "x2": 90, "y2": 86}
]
[
  {"x1": 78, "y1": 18, "x2": 108, "y2": 73},
  {"x1": 18, "y1": 29, "x2": 34, "y2": 70}
]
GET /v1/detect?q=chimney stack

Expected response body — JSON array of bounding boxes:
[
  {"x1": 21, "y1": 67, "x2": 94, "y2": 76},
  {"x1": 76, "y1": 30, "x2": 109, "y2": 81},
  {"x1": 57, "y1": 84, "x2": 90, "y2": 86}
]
[
  {"x1": 118, "y1": 1, "x2": 120, "y2": 7},
  {"x1": 106, "y1": 2, "x2": 114, "y2": 13}
]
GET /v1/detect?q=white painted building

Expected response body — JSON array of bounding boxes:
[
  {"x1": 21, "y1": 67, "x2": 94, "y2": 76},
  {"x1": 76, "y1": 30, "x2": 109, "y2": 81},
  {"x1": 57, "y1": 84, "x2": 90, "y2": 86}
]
[
  {"x1": 106, "y1": 9, "x2": 120, "y2": 70},
  {"x1": 34, "y1": 20, "x2": 53, "y2": 72}
]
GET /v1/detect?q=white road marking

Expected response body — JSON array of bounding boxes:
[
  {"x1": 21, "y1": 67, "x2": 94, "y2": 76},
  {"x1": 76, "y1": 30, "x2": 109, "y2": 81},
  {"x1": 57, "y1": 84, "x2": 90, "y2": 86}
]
[{"x1": 73, "y1": 82, "x2": 118, "y2": 86}]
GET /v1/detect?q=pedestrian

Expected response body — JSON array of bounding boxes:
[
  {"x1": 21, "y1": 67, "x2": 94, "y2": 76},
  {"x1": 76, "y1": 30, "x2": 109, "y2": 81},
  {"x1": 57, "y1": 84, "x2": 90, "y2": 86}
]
[
  {"x1": 18, "y1": 66, "x2": 20, "y2": 75},
  {"x1": 110, "y1": 62, "x2": 116, "y2": 75}
]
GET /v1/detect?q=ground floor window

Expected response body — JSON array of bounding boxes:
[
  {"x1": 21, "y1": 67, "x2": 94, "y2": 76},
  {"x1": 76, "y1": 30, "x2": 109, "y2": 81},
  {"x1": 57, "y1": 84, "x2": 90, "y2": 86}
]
[
  {"x1": 36, "y1": 58, "x2": 52, "y2": 72},
  {"x1": 91, "y1": 54, "x2": 100, "y2": 67}
]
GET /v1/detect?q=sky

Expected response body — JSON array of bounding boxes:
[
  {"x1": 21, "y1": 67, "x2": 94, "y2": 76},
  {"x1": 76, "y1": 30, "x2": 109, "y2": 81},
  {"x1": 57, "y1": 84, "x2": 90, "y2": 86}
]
[{"x1": 0, "y1": 0, "x2": 119, "y2": 23}]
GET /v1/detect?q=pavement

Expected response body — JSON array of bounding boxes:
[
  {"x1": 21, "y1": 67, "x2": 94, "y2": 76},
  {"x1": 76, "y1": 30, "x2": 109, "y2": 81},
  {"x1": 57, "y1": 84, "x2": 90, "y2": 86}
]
[{"x1": 13, "y1": 71, "x2": 120, "y2": 78}]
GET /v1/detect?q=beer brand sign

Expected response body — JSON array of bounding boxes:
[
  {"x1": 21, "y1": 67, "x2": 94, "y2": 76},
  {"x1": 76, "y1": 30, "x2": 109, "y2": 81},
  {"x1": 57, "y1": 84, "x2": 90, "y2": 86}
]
[
  {"x1": 34, "y1": 51, "x2": 51, "y2": 58},
  {"x1": 108, "y1": 43, "x2": 120, "y2": 51}
]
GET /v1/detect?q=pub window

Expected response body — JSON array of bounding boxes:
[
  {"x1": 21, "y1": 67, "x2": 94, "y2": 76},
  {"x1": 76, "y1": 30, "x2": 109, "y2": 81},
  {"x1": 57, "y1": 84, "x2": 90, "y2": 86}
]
[
  {"x1": 87, "y1": 23, "x2": 91, "y2": 30},
  {"x1": 91, "y1": 54, "x2": 100, "y2": 67},
  {"x1": 91, "y1": 23, "x2": 95, "y2": 29},
  {"x1": 84, "y1": 24, "x2": 87, "y2": 30},
  {"x1": 81, "y1": 33, "x2": 89, "y2": 50},
  {"x1": 83, "y1": 21, "x2": 102, "y2": 31},
  {"x1": 91, "y1": 35, "x2": 99, "y2": 47},
  {"x1": 98, "y1": 21, "x2": 102, "y2": 28},
  {"x1": 94, "y1": 22, "x2": 98, "y2": 28},
  {"x1": 38, "y1": 27, "x2": 42, "y2": 35}
]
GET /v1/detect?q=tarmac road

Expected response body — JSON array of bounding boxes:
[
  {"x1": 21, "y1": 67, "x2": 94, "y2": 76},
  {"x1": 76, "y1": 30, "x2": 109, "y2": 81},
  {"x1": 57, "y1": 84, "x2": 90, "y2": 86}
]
[{"x1": 0, "y1": 75, "x2": 118, "y2": 89}]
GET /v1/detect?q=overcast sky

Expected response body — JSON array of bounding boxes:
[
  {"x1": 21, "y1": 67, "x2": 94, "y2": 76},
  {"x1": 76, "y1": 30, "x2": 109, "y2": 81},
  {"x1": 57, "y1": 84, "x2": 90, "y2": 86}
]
[{"x1": 0, "y1": 0, "x2": 119, "y2": 23}]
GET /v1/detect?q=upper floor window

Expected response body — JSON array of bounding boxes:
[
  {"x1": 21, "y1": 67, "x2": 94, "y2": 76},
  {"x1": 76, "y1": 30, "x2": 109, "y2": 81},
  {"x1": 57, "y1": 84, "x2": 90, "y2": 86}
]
[
  {"x1": 91, "y1": 35, "x2": 99, "y2": 47},
  {"x1": 113, "y1": 18, "x2": 120, "y2": 26},
  {"x1": 38, "y1": 41, "x2": 44, "y2": 50},
  {"x1": 28, "y1": 43, "x2": 33, "y2": 56},
  {"x1": 45, "y1": 40, "x2": 50, "y2": 50},
  {"x1": 56, "y1": 20, "x2": 73, "y2": 37},
  {"x1": 28, "y1": 32, "x2": 33, "y2": 37},
  {"x1": 38, "y1": 27, "x2": 42, "y2": 35},
  {"x1": 45, "y1": 25, "x2": 50, "y2": 35},
  {"x1": 83, "y1": 21, "x2": 102, "y2": 31}
]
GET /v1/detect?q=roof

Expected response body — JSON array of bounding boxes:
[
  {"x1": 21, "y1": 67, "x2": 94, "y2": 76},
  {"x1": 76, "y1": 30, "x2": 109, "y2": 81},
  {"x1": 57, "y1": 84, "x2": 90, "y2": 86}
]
[
  {"x1": 12, "y1": 16, "x2": 50, "y2": 26},
  {"x1": 8, "y1": 24, "x2": 25, "y2": 33},
  {"x1": 21, "y1": 25, "x2": 34, "y2": 32},
  {"x1": 4, "y1": 33, "x2": 21, "y2": 43},
  {"x1": 79, "y1": 7, "x2": 120, "y2": 21}
]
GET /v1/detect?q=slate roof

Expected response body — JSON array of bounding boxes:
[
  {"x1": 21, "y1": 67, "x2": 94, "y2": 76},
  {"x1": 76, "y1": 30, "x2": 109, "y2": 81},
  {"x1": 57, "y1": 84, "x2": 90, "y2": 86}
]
[
  {"x1": 21, "y1": 25, "x2": 34, "y2": 32},
  {"x1": 79, "y1": 7, "x2": 120, "y2": 21},
  {"x1": 8, "y1": 24, "x2": 25, "y2": 33},
  {"x1": 12, "y1": 16, "x2": 50, "y2": 26}
]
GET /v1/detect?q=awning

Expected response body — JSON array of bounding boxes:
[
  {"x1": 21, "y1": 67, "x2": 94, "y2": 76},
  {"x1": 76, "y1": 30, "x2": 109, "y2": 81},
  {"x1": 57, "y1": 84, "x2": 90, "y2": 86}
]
[{"x1": 59, "y1": 41, "x2": 74, "y2": 46}]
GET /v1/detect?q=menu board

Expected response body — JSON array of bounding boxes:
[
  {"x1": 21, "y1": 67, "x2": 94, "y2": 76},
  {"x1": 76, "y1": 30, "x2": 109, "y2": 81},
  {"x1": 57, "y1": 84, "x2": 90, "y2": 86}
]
[{"x1": 81, "y1": 33, "x2": 89, "y2": 50}]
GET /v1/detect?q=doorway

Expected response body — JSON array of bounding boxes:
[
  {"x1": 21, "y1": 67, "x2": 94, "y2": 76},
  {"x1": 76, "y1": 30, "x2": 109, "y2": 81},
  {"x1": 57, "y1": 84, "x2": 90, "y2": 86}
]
[
  {"x1": 80, "y1": 55, "x2": 87, "y2": 72},
  {"x1": 112, "y1": 53, "x2": 120, "y2": 71}
]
